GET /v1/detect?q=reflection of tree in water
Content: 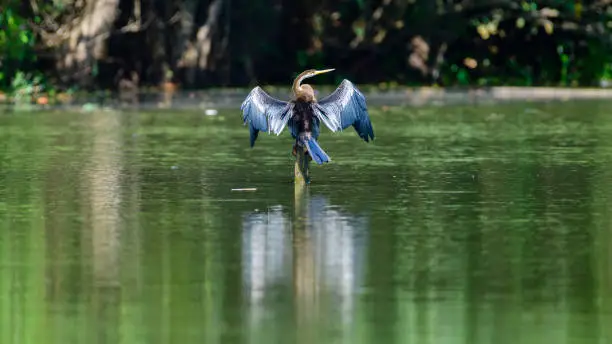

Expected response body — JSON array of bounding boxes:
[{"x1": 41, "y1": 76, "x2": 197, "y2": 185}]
[{"x1": 241, "y1": 194, "x2": 369, "y2": 339}]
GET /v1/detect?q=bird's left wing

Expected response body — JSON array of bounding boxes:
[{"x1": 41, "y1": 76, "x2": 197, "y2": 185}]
[
  {"x1": 314, "y1": 79, "x2": 374, "y2": 142},
  {"x1": 241, "y1": 86, "x2": 295, "y2": 147}
]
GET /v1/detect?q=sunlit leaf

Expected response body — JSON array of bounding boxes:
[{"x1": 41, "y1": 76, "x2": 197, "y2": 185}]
[
  {"x1": 521, "y1": 2, "x2": 530, "y2": 11},
  {"x1": 542, "y1": 20, "x2": 554, "y2": 35},
  {"x1": 540, "y1": 8, "x2": 559, "y2": 18},
  {"x1": 19, "y1": 31, "x2": 29, "y2": 44},
  {"x1": 373, "y1": 29, "x2": 386, "y2": 44},
  {"x1": 352, "y1": 19, "x2": 365, "y2": 39},
  {"x1": 464, "y1": 57, "x2": 477, "y2": 69},
  {"x1": 486, "y1": 22, "x2": 498, "y2": 35},
  {"x1": 477, "y1": 25, "x2": 490, "y2": 40},
  {"x1": 575, "y1": 2, "x2": 582, "y2": 19}
]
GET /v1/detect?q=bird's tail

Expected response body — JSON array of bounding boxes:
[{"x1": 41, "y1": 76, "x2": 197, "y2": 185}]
[{"x1": 301, "y1": 137, "x2": 331, "y2": 165}]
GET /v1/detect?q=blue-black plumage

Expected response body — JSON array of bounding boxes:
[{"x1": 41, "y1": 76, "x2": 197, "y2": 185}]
[
  {"x1": 240, "y1": 69, "x2": 374, "y2": 165},
  {"x1": 303, "y1": 137, "x2": 330, "y2": 165}
]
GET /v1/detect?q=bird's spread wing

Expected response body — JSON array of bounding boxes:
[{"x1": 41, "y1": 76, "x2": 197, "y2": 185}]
[
  {"x1": 314, "y1": 79, "x2": 374, "y2": 142},
  {"x1": 241, "y1": 86, "x2": 295, "y2": 146}
]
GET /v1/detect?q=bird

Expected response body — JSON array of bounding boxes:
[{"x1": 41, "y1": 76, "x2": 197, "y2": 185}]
[{"x1": 240, "y1": 68, "x2": 374, "y2": 165}]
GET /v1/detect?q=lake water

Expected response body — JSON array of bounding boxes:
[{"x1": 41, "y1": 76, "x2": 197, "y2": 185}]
[{"x1": 1, "y1": 100, "x2": 611, "y2": 343}]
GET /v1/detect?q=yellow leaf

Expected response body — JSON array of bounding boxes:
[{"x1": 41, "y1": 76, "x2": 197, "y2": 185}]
[
  {"x1": 373, "y1": 30, "x2": 386, "y2": 44},
  {"x1": 543, "y1": 20, "x2": 554, "y2": 34},
  {"x1": 464, "y1": 58, "x2": 478, "y2": 69},
  {"x1": 477, "y1": 25, "x2": 490, "y2": 40}
]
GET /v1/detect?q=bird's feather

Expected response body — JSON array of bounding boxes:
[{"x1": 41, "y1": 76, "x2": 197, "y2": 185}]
[
  {"x1": 287, "y1": 102, "x2": 322, "y2": 140},
  {"x1": 303, "y1": 137, "x2": 331, "y2": 165},
  {"x1": 313, "y1": 79, "x2": 375, "y2": 142},
  {"x1": 240, "y1": 86, "x2": 295, "y2": 146}
]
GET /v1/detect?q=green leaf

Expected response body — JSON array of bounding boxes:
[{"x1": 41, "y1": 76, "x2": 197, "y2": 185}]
[
  {"x1": 457, "y1": 68, "x2": 469, "y2": 85},
  {"x1": 521, "y1": 2, "x2": 530, "y2": 11},
  {"x1": 19, "y1": 31, "x2": 29, "y2": 44}
]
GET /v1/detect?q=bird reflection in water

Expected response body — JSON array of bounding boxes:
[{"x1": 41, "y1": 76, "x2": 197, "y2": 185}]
[{"x1": 241, "y1": 189, "x2": 368, "y2": 339}]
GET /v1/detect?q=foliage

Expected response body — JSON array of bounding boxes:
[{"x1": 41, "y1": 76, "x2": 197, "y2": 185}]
[
  {"x1": 1, "y1": 0, "x2": 612, "y2": 91},
  {"x1": 10, "y1": 71, "x2": 46, "y2": 111},
  {"x1": 0, "y1": 7, "x2": 37, "y2": 88},
  {"x1": 304, "y1": 0, "x2": 612, "y2": 87}
]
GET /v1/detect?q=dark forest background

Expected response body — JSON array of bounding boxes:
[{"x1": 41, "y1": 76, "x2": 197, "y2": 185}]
[{"x1": 1, "y1": 0, "x2": 611, "y2": 94}]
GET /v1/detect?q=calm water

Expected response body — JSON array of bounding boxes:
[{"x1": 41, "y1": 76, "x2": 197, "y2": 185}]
[{"x1": 1, "y1": 100, "x2": 612, "y2": 343}]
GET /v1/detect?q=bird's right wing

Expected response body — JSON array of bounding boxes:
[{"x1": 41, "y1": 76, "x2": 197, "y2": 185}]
[
  {"x1": 241, "y1": 86, "x2": 295, "y2": 147},
  {"x1": 314, "y1": 79, "x2": 374, "y2": 142}
]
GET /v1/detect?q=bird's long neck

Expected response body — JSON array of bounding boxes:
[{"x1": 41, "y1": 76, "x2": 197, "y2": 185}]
[{"x1": 292, "y1": 71, "x2": 310, "y2": 96}]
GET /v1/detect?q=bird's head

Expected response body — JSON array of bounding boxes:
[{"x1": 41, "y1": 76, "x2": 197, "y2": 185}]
[
  {"x1": 293, "y1": 68, "x2": 335, "y2": 98},
  {"x1": 299, "y1": 68, "x2": 335, "y2": 81}
]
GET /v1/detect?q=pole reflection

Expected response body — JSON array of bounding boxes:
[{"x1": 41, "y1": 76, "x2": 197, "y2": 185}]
[
  {"x1": 306, "y1": 195, "x2": 368, "y2": 327},
  {"x1": 241, "y1": 187, "x2": 369, "y2": 342}
]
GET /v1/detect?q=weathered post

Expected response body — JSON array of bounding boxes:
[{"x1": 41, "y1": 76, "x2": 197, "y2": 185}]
[{"x1": 294, "y1": 144, "x2": 310, "y2": 185}]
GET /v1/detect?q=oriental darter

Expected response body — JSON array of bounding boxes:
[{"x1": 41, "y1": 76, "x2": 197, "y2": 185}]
[{"x1": 240, "y1": 69, "x2": 375, "y2": 164}]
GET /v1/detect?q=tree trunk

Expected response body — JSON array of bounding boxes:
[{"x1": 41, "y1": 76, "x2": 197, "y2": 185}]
[
  {"x1": 177, "y1": 0, "x2": 224, "y2": 87},
  {"x1": 406, "y1": 0, "x2": 448, "y2": 84},
  {"x1": 56, "y1": 0, "x2": 120, "y2": 88},
  {"x1": 143, "y1": 0, "x2": 167, "y2": 86},
  {"x1": 174, "y1": 0, "x2": 199, "y2": 69}
]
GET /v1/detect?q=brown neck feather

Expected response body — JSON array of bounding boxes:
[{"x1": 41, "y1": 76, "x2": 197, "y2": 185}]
[
  {"x1": 296, "y1": 84, "x2": 315, "y2": 102},
  {"x1": 292, "y1": 71, "x2": 315, "y2": 102},
  {"x1": 292, "y1": 71, "x2": 310, "y2": 95}
]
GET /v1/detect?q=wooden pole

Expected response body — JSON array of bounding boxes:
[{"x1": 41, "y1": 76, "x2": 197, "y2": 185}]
[
  {"x1": 292, "y1": 171, "x2": 317, "y2": 343},
  {"x1": 294, "y1": 144, "x2": 310, "y2": 185}
]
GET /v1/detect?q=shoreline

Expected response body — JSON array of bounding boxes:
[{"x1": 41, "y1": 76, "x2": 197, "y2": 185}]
[{"x1": 1, "y1": 86, "x2": 611, "y2": 111}]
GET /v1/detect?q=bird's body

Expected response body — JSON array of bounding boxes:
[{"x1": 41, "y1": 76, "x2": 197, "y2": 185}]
[{"x1": 240, "y1": 69, "x2": 374, "y2": 165}]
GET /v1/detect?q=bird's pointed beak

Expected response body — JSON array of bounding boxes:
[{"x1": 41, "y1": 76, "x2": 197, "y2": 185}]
[{"x1": 314, "y1": 68, "x2": 335, "y2": 75}]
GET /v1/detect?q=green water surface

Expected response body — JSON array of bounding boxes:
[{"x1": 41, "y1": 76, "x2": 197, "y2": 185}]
[{"x1": 1, "y1": 100, "x2": 611, "y2": 343}]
